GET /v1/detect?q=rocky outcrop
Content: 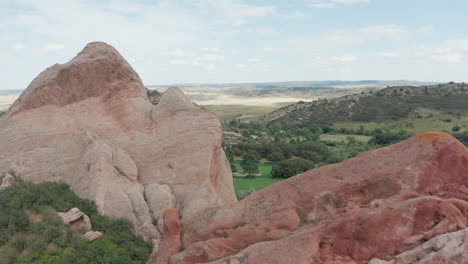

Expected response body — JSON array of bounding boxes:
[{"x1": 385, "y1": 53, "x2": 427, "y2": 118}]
[
  {"x1": 369, "y1": 228, "x2": 468, "y2": 264},
  {"x1": 0, "y1": 42, "x2": 236, "y2": 241},
  {"x1": 82, "y1": 230, "x2": 104, "y2": 242},
  {"x1": 145, "y1": 184, "x2": 177, "y2": 232},
  {"x1": 167, "y1": 132, "x2": 468, "y2": 264},
  {"x1": 59, "y1": 208, "x2": 104, "y2": 242},
  {"x1": 147, "y1": 208, "x2": 181, "y2": 264},
  {"x1": 0, "y1": 173, "x2": 15, "y2": 189},
  {"x1": 58, "y1": 208, "x2": 92, "y2": 231}
]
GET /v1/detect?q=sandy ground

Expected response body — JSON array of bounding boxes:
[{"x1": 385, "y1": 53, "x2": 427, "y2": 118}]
[
  {"x1": 0, "y1": 95, "x2": 18, "y2": 110},
  {"x1": 185, "y1": 92, "x2": 313, "y2": 106},
  {"x1": 0, "y1": 91, "x2": 308, "y2": 110}
]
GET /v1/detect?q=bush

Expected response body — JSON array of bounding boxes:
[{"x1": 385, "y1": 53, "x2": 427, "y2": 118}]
[
  {"x1": 452, "y1": 125, "x2": 461, "y2": 132},
  {"x1": 12, "y1": 234, "x2": 28, "y2": 251},
  {"x1": 271, "y1": 158, "x2": 315, "y2": 178},
  {"x1": 0, "y1": 182, "x2": 152, "y2": 264},
  {"x1": 369, "y1": 132, "x2": 412, "y2": 146}
]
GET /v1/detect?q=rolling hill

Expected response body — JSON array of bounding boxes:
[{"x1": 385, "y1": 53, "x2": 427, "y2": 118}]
[{"x1": 263, "y1": 82, "x2": 468, "y2": 129}]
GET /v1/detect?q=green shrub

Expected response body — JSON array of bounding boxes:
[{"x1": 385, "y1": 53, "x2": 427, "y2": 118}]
[
  {"x1": 0, "y1": 182, "x2": 152, "y2": 263},
  {"x1": 12, "y1": 234, "x2": 28, "y2": 251}
]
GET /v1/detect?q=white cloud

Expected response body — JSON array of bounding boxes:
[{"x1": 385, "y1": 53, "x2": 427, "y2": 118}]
[
  {"x1": 308, "y1": 0, "x2": 372, "y2": 8},
  {"x1": 286, "y1": 24, "x2": 417, "y2": 53},
  {"x1": 235, "y1": 63, "x2": 248, "y2": 70},
  {"x1": 194, "y1": 0, "x2": 276, "y2": 25},
  {"x1": 264, "y1": 47, "x2": 280, "y2": 52},
  {"x1": 163, "y1": 49, "x2": 193, "y2": 57},
  {"x1": 419, "y1": 25, "x2": 434, "y2": 35},
  {"x1": 276, "y1": 11, "x2": 311, "y2": 19},
  {"x1": 225, "y1": 27, "x2": 278, "y2": 35},
  {"x1": 431, "y1": 52, "x2": 463, "y2": 63},
  {"x1": 169, "y1": 59, "x2": 200, "y2": 66},
  {"x1": 329, "y1": 54, "x2": 358, "y2": 63},
  {"x1": 198, "y1": 54, "x2": 224, "y2": 61},
  {"x1": 247, "y1": 58, "x2": 261, "y2": 63},
  {"x1": 375, "y1": 51, "x2": 399, "y2": 58},
  {"x1": 204, "y1": 64, "x2": 217, "y2": 71},
  {"x1": 14, "y1": 42, "x2": 25, "y2": 50},
  {"x1": 42, "y1": 42, "x2": 65, "y2": 51},
  {"x1": 201, "y1": 47, "x2": 220, "y2": 52}
]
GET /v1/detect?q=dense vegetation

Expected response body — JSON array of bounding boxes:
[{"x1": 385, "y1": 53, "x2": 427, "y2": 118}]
[{"x1": 0, "y1": 177, "x2": 151, "y2": 264}]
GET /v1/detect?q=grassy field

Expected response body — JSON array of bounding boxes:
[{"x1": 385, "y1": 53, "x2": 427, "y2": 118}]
[
  {"x1": 232, "y1": 160, "x2": 281, "y2": 196},
  {"x1": 203, "y1": 104, "x2": 283, "y2": 120},
  {"x1": 320, "y1": 134, "x2": 372, "y2": 143},
  {"x1": 332, "y1": 112, "x2": 468, "y2": 134}
]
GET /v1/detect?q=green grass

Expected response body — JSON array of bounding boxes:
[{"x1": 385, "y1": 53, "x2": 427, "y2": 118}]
[
  {"x1": 232, "y1": 160, "x2": 281, "y2": 196},
  {"x1": 203, "y1": 104, "x2": 288, "y2": 121},
  {"x1": 332, "y1": 113, "x2": 468, "y2": 134},
  {"x1": 320, "y1": 134, "x2": 371, "y2": 143}
]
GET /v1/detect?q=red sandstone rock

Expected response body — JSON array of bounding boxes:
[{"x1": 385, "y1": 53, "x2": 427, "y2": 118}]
[
  {"x1": 147, "y1": 208, "x2": 181, "y2": 264},
  {"x1": 0, "y1": 42, "x2": 236, "y2": 241},
  {"x1": 168, "y1": 132, "x2": 468, "y2": 264}
]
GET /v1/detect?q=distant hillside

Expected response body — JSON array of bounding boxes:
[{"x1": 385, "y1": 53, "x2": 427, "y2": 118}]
[
  {"x1": 147, "y1": 80, "x2": 437, "y2": 91},
  {"x1": 264, "y1": 82, "x2": 468, "y2": 128}
]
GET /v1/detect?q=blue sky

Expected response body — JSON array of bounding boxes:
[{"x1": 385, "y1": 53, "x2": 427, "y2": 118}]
[{"x1": 1, "y1": 0, "x2": 468, "y2": 89}]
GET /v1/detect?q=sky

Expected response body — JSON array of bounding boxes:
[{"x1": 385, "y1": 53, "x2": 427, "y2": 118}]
[{"x1": 1, "y1": 0, "x2": 468, "y2": 89}]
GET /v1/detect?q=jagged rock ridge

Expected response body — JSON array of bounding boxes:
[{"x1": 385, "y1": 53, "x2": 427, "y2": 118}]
[{"x1": 0, "y1": 42, "x2": 236, "y2": 242}]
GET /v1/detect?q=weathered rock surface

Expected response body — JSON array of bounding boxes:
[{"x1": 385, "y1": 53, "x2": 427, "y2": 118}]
[
  {"x1": 145, "y1": 183, "x2": 177, "y2": 232},
  {"x1": 165, "y1": 132, "x2": 468, "y2": 264},
  {"x1": 82, "y1": 230, "x2": 104, "y2": 241},
  {"x1": 369, "y1": 228, "x2": 468, "y2": 264},
  {"x1": 58, "y1": 208, "x2": 92, "y2": 231},
  {"x1": 147, "y1": 208, "x2": 181, "y2": 264},
  {"x1": 0, "y1": 42, "x2": 236, "y2": 240},
  {"x1": 0, "y1": 173, "x2": 15, "y2": 189}
]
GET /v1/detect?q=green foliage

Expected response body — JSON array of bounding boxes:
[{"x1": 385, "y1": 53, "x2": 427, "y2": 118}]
[
  {"x1": 452, "y1": 125, "x2": 461, "y2": 132},
  {"x1": 271, "y1": 158, "x2": 315, "y2": 179},
  {"x1": 241, "y1": 151, "x2": 259, "y2": 175},
  {"x1": 369, "y1": 132, "x2": 412, "y2": 146},
  {"x1": 453, "y1": 131, "x2": 468, "y2": 146},
  {"x1": 0, "y1": 182, "x2": 152, "y2": 264}
]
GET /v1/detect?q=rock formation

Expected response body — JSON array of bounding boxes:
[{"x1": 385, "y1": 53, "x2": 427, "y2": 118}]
[
  {"x1": 3, "y1": 41, "x2": 467, "y2": 263},
  {"x1": 0, "y1": 172, "x2": 15, "y2": 189},
  {"x1": 147, "y1": 208, "x2": 182, "y2": 264},
  {"x1": 158, "y1": 132, "x2": 468, "y2": 264},
  {"x1": 58, "y1": 207, "x2": 92, "y2": 231},
  {"x1": 369, "y1": 228, "x2": 468, "y2": 264},
  {"x1": 82, "y1": 230, "x2": 104, "y2": 241},
  {"x1": 0, "y1": 42, "x2": 236, "y2": 240}
]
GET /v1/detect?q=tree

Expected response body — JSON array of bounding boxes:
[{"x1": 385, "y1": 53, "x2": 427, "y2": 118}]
[
  {"x1": 452, "y1": 125, "x2": 461, "y2": 132},
  {"x1": 267, "y1": 152, "x2": 284, "y2": 162},
  {"x1": 271, "y1": 158, "x2": 315, "y2": 179},
  {"x1": 241, "y1": 151, "x2": 259, "y2": 175},
  {"x1": 225, "y1": 147, "x2": 237, "y2": 172}
]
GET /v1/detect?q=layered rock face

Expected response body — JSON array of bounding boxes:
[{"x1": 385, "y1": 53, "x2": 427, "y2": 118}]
[
  {"x1": 163, "y1": 132, "x2": 468, "y2": 264},
  {"x1": 0, "y1": 42, "x2": 236, "y2": 240}
]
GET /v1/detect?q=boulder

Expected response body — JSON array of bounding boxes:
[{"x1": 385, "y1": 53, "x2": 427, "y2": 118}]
[
  {"x1": 145, "y1": 183, "x2": 177, "y2": 232},
  {"x1": 0, "y1": 173, "x2": 15, "y2": 189},
  {"x1": 169, "y1": 132, "x2": 468, "y2": 264},
  {"x1": 0, "y1": 42, "x2": 236, "y2": 240},
  {"x1": 369, "y1": 228, "x2": 468, "y2": 264},
  {"x1": 58, "y1": 208, "x2": 92, "y2": 231},
  {"x1": 82, "y1": 231, "x2": 104, "y2": 241}
]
